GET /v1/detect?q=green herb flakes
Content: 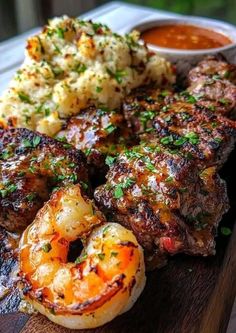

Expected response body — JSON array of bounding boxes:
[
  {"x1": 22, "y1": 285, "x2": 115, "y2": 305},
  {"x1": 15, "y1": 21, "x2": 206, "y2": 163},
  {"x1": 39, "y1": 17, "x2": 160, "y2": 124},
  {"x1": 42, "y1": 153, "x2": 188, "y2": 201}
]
[
  {"x1": 42, "y1": 243, "x2": 52, "y2": 253},
  {"x1": 221, "y1": 227, "x2": 232, "y2": 236}
]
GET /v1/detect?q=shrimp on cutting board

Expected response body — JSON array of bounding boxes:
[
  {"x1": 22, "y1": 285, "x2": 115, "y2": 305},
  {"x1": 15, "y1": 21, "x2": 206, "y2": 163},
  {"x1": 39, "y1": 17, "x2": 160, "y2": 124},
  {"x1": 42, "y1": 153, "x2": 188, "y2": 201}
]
[{"x1": 18, "y1": 184, "x2": 146, "y2": 329}]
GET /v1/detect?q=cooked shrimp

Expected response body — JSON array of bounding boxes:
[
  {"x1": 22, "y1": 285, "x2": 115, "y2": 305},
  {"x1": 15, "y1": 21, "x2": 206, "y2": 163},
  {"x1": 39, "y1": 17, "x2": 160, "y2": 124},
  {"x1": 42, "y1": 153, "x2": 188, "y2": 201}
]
[{"x1": 19, "y1": 184, "x2": 146, "y2": 329}]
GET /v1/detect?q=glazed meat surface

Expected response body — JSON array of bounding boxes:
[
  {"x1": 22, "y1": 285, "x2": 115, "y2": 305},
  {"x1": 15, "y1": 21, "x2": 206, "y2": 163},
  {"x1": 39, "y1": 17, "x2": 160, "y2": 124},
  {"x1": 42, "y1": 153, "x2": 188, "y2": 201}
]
[
  {"x1": 0, "y1": 128, "x2": 88, "y2": 232},
  {"x1": 187, "y1": 80, "x2": 236, "y2": 116},
  {"x1": 58, "y1": 106, "x2": 136, "y2": 177},
  {"x1": 122, "y1": 85, "x2": 173, "y2": 134},
  {"x1": 152, "y1": 100, "x2": 236, "y2": 168},
  {"x1": 187, "y1": 57, "x2": 236, "y2": 117},
  {"x1": 188, "y1": 56, "x2": 236, "y2": 86},
  {"x1": 95, "y1": 141, "x2": 229, "y2": 269}
]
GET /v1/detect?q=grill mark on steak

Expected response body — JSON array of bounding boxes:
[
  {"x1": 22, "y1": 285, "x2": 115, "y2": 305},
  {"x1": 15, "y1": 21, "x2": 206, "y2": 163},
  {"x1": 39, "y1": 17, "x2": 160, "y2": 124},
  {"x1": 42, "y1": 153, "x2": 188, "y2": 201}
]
[{"x1": 0, "y1": 128, "x2": 88, "y2": 232}]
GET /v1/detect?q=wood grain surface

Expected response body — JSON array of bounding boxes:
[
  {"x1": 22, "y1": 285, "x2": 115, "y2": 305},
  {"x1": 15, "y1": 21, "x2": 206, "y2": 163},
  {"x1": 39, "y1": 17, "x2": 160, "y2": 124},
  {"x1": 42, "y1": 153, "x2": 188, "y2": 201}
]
[{"x1": 1, "y1": 134, "x2": 236, "y2": 333}]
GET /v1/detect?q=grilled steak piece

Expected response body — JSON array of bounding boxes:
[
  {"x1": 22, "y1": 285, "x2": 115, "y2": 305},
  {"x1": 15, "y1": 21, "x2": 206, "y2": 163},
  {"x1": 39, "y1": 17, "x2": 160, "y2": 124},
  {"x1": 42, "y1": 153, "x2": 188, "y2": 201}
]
[
  {"x1": 122, "y1": 85, "x2": 173, "y2": 134},
  {"x1": 95, "y1": 141, "x2": 229, "y2": 270},
  {"x1": 188, "y1": 56, "x2": 236, "y2": 86},
  {"x1": 186, "y1": 57, "x2": 236, "y2": 117},
  {"x1": 57, "y1": 106, "x2": 136, "y2": 179},
  {"x1": 152, "y1": 100, "x2": 236, "y2": 168},
  {"x1": 187, "y1": 79, "x2": 236, "y2": 117},
  {"x1": 0, "y1": 128, "x2": 88, "y2": 232}
]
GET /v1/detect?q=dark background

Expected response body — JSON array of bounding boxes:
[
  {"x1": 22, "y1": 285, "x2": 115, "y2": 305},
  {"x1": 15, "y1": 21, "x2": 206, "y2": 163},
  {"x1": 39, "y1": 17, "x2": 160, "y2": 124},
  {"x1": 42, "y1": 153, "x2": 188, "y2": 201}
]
[{"x1": 0, "y1": 0, "x2": 236, "y2": 42}]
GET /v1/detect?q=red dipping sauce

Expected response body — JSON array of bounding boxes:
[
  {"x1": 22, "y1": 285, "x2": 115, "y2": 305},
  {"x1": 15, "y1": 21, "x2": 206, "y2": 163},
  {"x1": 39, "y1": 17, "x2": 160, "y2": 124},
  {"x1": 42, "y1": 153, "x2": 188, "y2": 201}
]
[{"x1": 141, "y1": 24, "x2": 232, "y2": 50}]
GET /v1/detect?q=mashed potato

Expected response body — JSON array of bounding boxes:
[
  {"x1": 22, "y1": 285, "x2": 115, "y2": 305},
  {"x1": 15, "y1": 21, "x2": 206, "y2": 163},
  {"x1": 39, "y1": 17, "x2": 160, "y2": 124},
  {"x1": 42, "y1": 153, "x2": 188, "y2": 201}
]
[{"x1": 0, "y1": 17, "x2": 175, "y2": 136}]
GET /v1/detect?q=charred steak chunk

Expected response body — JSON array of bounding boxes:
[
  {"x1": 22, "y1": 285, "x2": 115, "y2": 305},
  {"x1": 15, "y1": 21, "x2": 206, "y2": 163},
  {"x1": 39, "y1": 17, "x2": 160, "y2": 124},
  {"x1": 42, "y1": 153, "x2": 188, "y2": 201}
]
[
  {"x1": 188, "y1": 56, "x2": 236, "y2": 86},
  {"x1": 152, "y1": 100, "x2": 236, "y2": 168},
  {"x1": 95, "y1": 141, "x2": 229, "y2": 270},
  {"x1": 0, "y1": 128, "x2": 88, "y2": 232},
  {"x1": 57, "y1": 106, "x2": 136, "y2": 178},
  {"x1": 187, "y1": 79, "x2": 236, "y2": 117},
  {"x1": 187, "y1": 57, "x2": 236, "y2": 117},
  {"x1": 122, "y1": 85, "x2": 173, "y2": 134}
]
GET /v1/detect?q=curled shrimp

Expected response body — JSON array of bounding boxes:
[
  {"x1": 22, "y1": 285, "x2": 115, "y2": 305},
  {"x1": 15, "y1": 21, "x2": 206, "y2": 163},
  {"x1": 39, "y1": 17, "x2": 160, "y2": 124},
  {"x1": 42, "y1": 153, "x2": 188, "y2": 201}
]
[{"x1": 19, "y1": 184, "x2": 146, "y2": 329}]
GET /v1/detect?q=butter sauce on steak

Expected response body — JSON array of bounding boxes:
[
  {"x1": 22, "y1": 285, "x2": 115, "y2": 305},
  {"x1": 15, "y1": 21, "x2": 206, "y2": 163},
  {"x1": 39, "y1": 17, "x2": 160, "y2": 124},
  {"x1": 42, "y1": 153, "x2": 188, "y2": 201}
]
[
  {"x1": 57, "y1": 106, "x2": 137, "y2": 180},
  {"x1": 94, "y1": 140, "x2": 229, "y2": 269}
]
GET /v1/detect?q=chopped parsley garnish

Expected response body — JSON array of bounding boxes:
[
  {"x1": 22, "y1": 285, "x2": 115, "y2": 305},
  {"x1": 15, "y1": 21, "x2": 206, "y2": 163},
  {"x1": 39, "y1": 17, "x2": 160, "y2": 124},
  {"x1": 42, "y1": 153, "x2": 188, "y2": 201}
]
[
  {"x1": 84, "y1": 147, "x2": 92, "y2": 156},
  {"x1": 105, "y1": 124, "x2": 116, "y2": 134},
  {"x1": 124, "y1": 149, "x2": 142, "y2": 159},
  {"x1": 33, "y1": 136, "x2": 41, "y2": 147},
  {"x1": 26, "y1": 193, "x2": 37, "y2": 202},
  {"x1": 80, "y1": 181, "x2": 88, "y2": 191},
  {"x1": 212, "y1": 74, "x2": 221, "y2": 80},
  {"x1": 165, "y1": 176, "x2": 174, "y2": 182},
  {"x1": 53, "y1": 43, "x2": 61, "y2": 54},
  {"x1": 160, "y1": 136, "x2": 173, "y2": 145},
  {"x1": 18, "y1": 92, "x2": 32, "y2": 104},
  {"x1": 42, "y1": 243, "x2": 52, "y2": 253},
  {"x1": 186, "y1": 95, "x2": 197, "y2": 103},
  {"x1": 18, "y1": 171, "x2": 26, "y2": 177},
  {"x1": 174, "y1": 137, "x2": 187, "y2": 146},
  {"x1": 114, "y1": 186, "x2": 124, "y2": 199},
  {"x1": 208, "y1": 105, "x2": 216, "y2": 111},
  {"x1": 214, "y1": 137, "x2": 222, "y2": 143},
  {"x1": 145, "y1": 161, "x2": 157, "y2": 172},
  {"x1": 139, "y1": 111, "x2": 155, "y2": 129},
  {"x1": 111, "y1": 251, "x2": 118, "y2": 257},
  {"x1": 96, "y1": 86, "x2": 103, "y2": 93},
  {"x1": 0, "y1": 150, "x2": 11, "y2": 160},
  {"x1": 224, "y1": 71, "x2": 231, "y2": 79},
  {"x1": 97, "y1": 253, "x2": 105, "y2": 260},
  {"x1": 56, "y1": 27, "x2": 65, "y2": 39},
  {"x1": 220, "y1": 227, "x2": 232, "y2": 236},
  {"x1": 160, "y1": 90, "x2": 169, "y2": 97},
  {"x1": 74, "y1": 63, "x2": 87, "y2": 74},
  {"x1": 180, "y1": 112, "x2": 190, "y2": 120},
  {"x1": 164, "y1": 115, "x2": 172, "y2": 122},
  {"x1": 105, "y1": 155, "x2": 117, "y2": 167},
  {"x1": 219, "y1": 98, "x2": 229, "y2": 105},
  {"x1": 92, "y1": 22, "x2": 104, "y2": 33},
  {"x1": 52, "y1": 67, "x2": 64, "y2": 77},
  {"x1": 102, "y1": 225, "x2": 111, "y2": 235},
  {"x1": 161, "y1": 105, "x2": 169, "y2": 112},
  {"x1": 179, "y1": 187, "x2": 188, "y2": 193},
  {"x1": 106, "y1": 68, "x2": 127, "y2": 84},
  {"x1": 0, "y1": 183, "x2": 17, "y2": 198},
  {"x1": 114, "y1": 177, "x2": 135, "y2": 199},
  {"x1": 75, "y1": 253, "x2": 88, "y2": 264},
  {"x1": 69, "y1": 174, "x2": 78, "y2": 183},
  {"x1": 123, "y1": 177, "x2": 135, "y2": 188},
  {"x1": 180, "y1": 91, "x2": 197, "y2": 104},
  {"x1": 185, "y1": 132, "x2": 199, "y2": 145},
  {"x1": 22, "y1": 136, "x2": 41, "y2": 148}
]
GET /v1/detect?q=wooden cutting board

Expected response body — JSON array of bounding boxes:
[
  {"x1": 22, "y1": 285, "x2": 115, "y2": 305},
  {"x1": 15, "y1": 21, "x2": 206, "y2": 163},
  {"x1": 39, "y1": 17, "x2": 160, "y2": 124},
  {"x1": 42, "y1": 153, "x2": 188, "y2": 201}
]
[{"x1": 1, "y1": 150, "x2": 236, "y2": 333}]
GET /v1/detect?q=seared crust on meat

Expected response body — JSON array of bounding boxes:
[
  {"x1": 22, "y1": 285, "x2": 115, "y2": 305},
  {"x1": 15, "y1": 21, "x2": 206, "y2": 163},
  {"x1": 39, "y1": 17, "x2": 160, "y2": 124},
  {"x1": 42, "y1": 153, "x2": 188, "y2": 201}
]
[
  {"x1": 0, "y1": 128, "x2": 88, "y2": 232},
  {"x1": 58, "y1": 106, "x2": 136, "y2": 177},
  {"x1": 122, "y1": 85, "x2": 173, "y2": 134},
  {"x1": 95, "y1": 141, "x2": 229, "y2": 269},
  {"x1": 188, "y1": 56, "x2": 236, "y2": 86},
  {"x1": 152, "y1": 100, "x2": 236, "y2": 168},
  {"x1": 187, "y1": 56, "x2": 236, "y2": 116},
  {"x1": 187, "y1": 79, "x2": 236, "y2": 116}
]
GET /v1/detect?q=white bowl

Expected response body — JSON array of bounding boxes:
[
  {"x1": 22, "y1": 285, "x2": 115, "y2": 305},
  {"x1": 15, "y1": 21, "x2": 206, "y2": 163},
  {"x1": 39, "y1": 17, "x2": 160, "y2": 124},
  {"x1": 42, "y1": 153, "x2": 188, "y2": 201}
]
[{"x1": 126, "y1": 16, "x2": 236, "y2": 74}]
